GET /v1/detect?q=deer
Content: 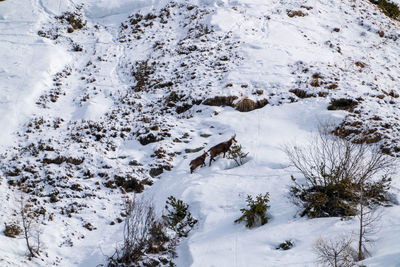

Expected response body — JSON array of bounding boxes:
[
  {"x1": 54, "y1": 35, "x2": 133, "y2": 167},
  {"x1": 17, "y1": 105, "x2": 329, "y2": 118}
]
[
  {"x1": 189, "y1": 151, "x2": 209, "y2": 174},
  {"x1": 208, "y1": 135, "x2": 237, "y2": 166}
]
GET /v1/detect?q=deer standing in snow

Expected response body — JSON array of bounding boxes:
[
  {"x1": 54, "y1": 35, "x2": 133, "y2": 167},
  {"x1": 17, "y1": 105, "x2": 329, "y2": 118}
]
[
  {"x1": 189, "y1": 151, "x2": 209, "y2": 173},
  {"x1": 208, "y1": 135, "x2": 237, "y2": 166}
]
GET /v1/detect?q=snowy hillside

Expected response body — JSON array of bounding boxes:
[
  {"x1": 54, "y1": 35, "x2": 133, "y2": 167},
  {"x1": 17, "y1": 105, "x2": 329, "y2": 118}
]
[{"x1": 1, "y1": 0, "x2": 400, "y2": 266}]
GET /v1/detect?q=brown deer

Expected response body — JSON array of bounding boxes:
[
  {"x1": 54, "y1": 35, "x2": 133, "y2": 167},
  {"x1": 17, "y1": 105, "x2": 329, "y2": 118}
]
[
  {"x1": 189, "y1": 151, "x2": 209, "y2": 173},
  {"x1": 208, "y1": 135, "x2": 237, "y2": 166}
]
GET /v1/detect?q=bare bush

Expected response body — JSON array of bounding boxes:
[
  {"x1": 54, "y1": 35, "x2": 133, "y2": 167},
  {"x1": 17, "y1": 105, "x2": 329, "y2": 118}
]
[
  {"x1": 109, "y1": 197, "x2": 168, "y2": 266},
  {"x1": 19, "y1": 193, "x2": 42, "y2": 258},
  {"x1": 357, "y1": 188, "x2": 382, "y2": 261},
  {"x1": 108, "y1": 198, "x2": 170, "y2": 267},
  {"x1": 314, "y1": 235, "x2": 355, "y2": 267},
  {"x1": 284, "y1": 123, "x2": 395, "y2": 218},
  {"x1": 109, "y1": 195, "x2": 199, "y2": 266}
]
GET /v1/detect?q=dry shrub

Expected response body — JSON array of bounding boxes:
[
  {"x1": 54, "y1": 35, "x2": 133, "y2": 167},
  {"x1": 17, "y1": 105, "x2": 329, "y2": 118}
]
[
  {"x1": 203, "y1": 96, "x2": 268, "y2": 112},
  {"x1": 138, "y1": 133, "x2": 160, "y2": 145},
  {"x1": 327, "y1": 98, "x2": 358, "y2": 111},
  {"x1": 55, "y1": 11, "x2": 86, "y2": 30},
  {"x1": 114, "y1": 175, "x2": 145, "y2": 193},
  {"x1": 203, "y1": 96, "x2": 238, "y2": 107},
  {"x1": 287, "y1": 10, "x2": 307, "y2": 17},
  {"x1": 4, "y1": 223, "x2": 22, "y2": 238},
  {"x1": 333, "y1": 121, "x2": 383, "y2": 145},
  {"x1": 289, "y1": 89, "x2": 314, "y2": 99},
  {"x1": 235, "y1": 98, "x2": 268, "y2": 112},
  {"x1": 235, "y1": 98, "x2": 256, "y2": 112}
]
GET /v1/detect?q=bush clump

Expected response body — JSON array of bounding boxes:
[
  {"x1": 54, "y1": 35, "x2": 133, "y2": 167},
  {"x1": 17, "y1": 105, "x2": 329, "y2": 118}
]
[
  {"x1": 327, "y1": 98, "x2": 358, "y2": 111},
  {"x1": 235, "y1": 98, "x2": 268, "y2": 112},
  {"x1": 114, "y1": 175, "x2": 144, "y2": 193},
  {"x1": 109, "y1": 196, "x2": 198, "y2": 266},
  {"x1": 55, "y1": 11, "x2": 86, "y2": 30},
  {"x1": 235, "y1": 193, "x2": 270, "y2": 227},
  {"x1": 4, "y1": 223, "x2": 22, "y2": 238},
  {"x1": 285, "y1": 124, "x2": 394, "y2": 218},
  {"x1": 290, "y1": 178, "x2": 360, "y2": 217}
]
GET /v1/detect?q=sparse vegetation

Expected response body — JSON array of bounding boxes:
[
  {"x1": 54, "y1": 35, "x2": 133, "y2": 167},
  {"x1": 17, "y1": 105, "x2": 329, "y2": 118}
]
[
  {"x1": 5, "y1": 0, "x2": 400, "y2": 265},
  {"x1": 55, "y1": 10, "x2": 86, "y2": 31},
  {"x1": 108, "y1": 197, "x2": 169, "y2": 266},
  {"x1": 203, "y1": 95, "x2": 238, "y2": 107},
  {"x1": 109, "y1": 196, "x2": 197, "y2": 266},
  {"x1": 131, "y1": 60, "x2": 155, "y2": 92},
  {"x1": 287, "y1": 10, "x2": 307, "y2": 17},
  {"x1": 235, "y1": 193, "x2": 270, "y2": 228}
]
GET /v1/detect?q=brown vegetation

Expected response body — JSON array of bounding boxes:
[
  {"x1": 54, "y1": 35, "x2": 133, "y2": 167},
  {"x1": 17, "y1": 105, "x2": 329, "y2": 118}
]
[
  {"x1": 235, "y1": 98, "x2": 268, "y2": 112},
  {"x1": 203, "y1": 96, "x2": 238, "y2": 107}
]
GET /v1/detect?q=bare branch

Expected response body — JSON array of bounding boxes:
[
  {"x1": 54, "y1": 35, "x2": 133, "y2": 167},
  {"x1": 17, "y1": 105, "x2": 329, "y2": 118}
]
[{"x1": 314, "y1": 234, "x2": 355, "y2": 267}]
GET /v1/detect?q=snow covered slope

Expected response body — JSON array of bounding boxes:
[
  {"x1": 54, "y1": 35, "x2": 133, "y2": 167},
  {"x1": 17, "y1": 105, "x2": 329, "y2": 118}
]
[
  {"x1": 1, "y1": 0, "x2": 400, "y2": 266},
  {"x1": 0, "y1": 0, "x2": 69, "y2": 147}
]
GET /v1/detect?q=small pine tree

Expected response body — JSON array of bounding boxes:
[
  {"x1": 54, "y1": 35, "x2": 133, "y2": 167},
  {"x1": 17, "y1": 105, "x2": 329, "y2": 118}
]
[
  {"x1": 227, "y1": 144, "x2": 249, "y2": 166},
  {"x1": 235, "y1": 193, "x2": 270, "y2": 228},
  {"x1": 163, "y1": 196, "x2": 198, "y2": 237}
]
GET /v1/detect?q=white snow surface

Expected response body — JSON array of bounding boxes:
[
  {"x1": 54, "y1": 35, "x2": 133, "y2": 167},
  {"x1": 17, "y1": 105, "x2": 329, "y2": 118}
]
[{"x1": 1, "y1": 0, "x2": 400, "y2": 266}]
